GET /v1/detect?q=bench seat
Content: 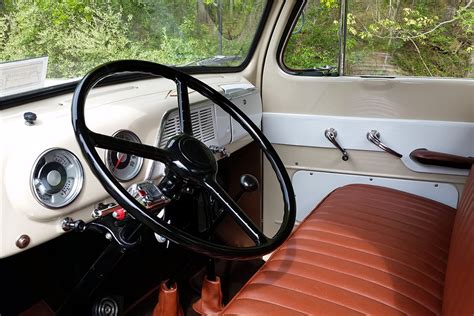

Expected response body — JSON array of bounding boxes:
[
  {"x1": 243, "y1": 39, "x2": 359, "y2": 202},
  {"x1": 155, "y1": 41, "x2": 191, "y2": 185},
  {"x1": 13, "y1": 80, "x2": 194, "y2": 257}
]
[{"x1": 222, "y1": 168, "x2": 474, "y2": 315}]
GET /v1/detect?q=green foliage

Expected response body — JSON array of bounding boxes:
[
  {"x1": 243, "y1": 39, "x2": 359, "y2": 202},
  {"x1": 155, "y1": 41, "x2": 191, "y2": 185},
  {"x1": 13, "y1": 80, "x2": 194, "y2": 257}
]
[
  {"x1": 1, "y1": 0, "x2": 471, "y2": 79},
  {"x1": 284, "y1": 0, "x2": 473, "y2": 78},
  {"x1": 1, "y1": 1, "x2": 150, "y2": 77},
  {"x1": 348, "y1": 0, "x2": 473, "y2": 77},
  {"x1": 284, "y1": 1, "x2": 341, "y2": 70},
  {"x1": 0, "y1": 0, "x2": 264, "y2": 78}
]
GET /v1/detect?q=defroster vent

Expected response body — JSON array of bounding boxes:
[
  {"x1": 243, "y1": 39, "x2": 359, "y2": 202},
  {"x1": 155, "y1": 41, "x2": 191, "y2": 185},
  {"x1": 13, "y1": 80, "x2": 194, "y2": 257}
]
[{"x1": 159, "y1": 105, "x2": 216, "y2": 147}]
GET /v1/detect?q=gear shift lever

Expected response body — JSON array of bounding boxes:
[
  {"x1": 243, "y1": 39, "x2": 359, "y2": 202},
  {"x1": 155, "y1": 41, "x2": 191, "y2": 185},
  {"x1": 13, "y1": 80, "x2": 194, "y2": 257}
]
[
  {"x1": 206, "y1": 174, "x2": 259, "y2": 235},
  {"x1": 193, "y1": 175, "x2": 259, "y2": 314},
  {"x1": 235, "y1": 174, "x2": 259, "y2": 201}
]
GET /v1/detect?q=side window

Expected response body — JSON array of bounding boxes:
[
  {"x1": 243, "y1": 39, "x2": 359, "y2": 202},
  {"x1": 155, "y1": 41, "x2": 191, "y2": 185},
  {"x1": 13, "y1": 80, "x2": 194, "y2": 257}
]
[
  {"x1": 283, "y1": 0, "x2": 473, "y2": 78},
  {"x1": 284, "y1": 0, "x2": 341, "y2": 74}
]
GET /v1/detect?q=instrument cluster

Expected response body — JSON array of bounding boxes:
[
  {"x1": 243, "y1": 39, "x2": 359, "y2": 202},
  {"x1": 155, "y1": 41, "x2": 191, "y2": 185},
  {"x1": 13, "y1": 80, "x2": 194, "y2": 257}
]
[
  {"x1": 31, "y1": 148, "x2": 84, "y2": 208},
  {"x1": 30, "y1": 130, "x2": 144, "y2": 209},
  {"x1": 104, "y1": 130, "x2": 144, "y2": 182}
]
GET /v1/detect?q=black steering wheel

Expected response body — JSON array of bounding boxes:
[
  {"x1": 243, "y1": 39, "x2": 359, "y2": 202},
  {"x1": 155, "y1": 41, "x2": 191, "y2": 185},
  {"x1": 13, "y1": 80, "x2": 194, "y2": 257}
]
[{"x1": 71, "y1": 60, "x2": 295, "y2": 259}]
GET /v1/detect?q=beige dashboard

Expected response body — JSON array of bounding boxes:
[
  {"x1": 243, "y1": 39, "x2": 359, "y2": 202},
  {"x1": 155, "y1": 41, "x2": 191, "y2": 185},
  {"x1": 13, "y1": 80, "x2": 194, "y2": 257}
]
[{"x1": 0, "y1": 74, "x2": 262, "y2": 258}]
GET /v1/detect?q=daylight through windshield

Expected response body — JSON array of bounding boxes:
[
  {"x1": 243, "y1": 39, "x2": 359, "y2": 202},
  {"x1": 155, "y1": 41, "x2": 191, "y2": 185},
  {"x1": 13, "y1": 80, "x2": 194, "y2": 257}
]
[{"x1": 0, "y1": 1, "x2": 267, "y2": 97}]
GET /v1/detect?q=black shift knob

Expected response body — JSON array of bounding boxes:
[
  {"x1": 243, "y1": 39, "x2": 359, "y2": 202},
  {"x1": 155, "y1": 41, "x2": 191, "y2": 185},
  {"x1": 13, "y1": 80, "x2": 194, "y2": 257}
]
[{"x1": 240, "y1": 174, "x2": 259, "y2": 192}]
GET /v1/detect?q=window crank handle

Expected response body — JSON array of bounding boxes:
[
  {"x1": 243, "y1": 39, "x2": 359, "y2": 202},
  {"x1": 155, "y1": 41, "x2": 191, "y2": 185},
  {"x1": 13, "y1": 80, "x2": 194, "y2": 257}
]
[
  {"x1": 324, "y1": 128, "x2": 349, "y2": 161},
  {"x1": 366, "y1": 130, "x2": 403, "y2": 158}
]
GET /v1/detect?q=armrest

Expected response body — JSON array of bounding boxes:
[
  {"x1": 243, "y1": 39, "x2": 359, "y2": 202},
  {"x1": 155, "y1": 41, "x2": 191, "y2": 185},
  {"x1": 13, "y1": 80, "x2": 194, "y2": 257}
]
[{"x1": 410, "y1": 148, "x2": 474, "y2": 169}]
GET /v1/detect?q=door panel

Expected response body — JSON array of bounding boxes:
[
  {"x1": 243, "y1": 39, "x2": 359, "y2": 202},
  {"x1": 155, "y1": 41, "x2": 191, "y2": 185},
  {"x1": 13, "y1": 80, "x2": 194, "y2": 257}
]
[
  {"x1": 263, "y1": 113, "x2": 473, "y2": 176},
  {"x1": 260, "y1": 2, "x2": 474, "y2": 236}
]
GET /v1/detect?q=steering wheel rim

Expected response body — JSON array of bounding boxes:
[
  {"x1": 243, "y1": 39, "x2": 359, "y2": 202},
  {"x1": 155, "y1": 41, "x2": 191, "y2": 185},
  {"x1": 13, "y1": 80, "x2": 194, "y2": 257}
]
[{"x1": 71, "y1": 60, "x2": 295, "y2": 259}]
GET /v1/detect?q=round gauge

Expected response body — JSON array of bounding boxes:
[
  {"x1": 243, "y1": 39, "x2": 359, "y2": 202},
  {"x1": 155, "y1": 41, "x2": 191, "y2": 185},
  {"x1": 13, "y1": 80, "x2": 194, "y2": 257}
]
[
  {"x1": 105, "y1": 130, "x2": 144, "y2": 182},
  {"x1": 31, "y1": 148, "x2": 84, "y2": 209}
]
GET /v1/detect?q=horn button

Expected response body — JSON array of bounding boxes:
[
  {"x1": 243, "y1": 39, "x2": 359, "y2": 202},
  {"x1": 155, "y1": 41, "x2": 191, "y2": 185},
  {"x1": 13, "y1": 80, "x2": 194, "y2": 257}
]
[{"x1": 168, "y1": 135, "x2": 217, "y2": 177}]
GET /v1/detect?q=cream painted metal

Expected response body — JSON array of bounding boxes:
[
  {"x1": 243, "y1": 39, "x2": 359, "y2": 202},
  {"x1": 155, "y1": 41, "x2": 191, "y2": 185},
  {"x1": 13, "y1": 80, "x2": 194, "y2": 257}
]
[
  {"x1": 221, "y1": 83, "x2": 262, "y2": 142},
  {"x1": 293, "y1": 170, "x2": 459, "y2": 221},
  {"x1": 263, "y1": 113, "x2": 474, "y2": 176},
  {"x1": 0, "y1": 75, "x2": 261, "y2": 258}
]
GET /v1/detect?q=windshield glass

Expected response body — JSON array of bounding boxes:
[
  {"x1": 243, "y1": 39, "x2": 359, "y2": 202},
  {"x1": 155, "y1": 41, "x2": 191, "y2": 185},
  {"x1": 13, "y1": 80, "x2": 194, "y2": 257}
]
[{"x1": 0, "y1": 0, "x2": 267, "y2": 97}]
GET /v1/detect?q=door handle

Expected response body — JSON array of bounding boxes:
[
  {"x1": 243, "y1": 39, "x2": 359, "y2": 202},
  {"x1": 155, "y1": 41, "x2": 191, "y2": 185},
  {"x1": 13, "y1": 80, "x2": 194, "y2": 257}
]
[
  {"x1": 325, "y1": 128, "x2": 349, "y2": 161},
  {"x1": 367, "y1": 130, "x2": 403, "y2": 158}
]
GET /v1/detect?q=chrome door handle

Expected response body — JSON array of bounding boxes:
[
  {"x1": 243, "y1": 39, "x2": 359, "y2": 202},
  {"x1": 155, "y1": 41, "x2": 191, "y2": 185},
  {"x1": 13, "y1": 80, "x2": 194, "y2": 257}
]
[
  {"x1": 325, "y1": 128, "x2": 349, "y2": 161},
  {"x1": 366, "y1": 130, "x2": 403, "y2": 158}
]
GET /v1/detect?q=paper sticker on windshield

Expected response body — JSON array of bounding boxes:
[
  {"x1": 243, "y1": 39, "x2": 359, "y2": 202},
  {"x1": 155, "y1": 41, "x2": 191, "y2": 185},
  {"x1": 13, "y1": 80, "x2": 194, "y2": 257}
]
[{"x1": 0, "y1": 57, "x2": 48, "y2": 97}]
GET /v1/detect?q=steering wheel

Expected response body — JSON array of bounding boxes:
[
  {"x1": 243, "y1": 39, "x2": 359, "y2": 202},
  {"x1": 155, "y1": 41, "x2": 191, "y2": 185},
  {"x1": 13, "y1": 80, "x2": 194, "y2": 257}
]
[{"x1": 71, "y1": 60, "x2": 295, "y2": 259}]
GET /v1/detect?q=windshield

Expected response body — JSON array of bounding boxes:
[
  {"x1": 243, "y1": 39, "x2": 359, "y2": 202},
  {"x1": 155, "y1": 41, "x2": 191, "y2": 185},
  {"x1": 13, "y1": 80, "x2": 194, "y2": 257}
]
[{"x1": 0, "y1": 0, "x2": 267, "y2": 97}]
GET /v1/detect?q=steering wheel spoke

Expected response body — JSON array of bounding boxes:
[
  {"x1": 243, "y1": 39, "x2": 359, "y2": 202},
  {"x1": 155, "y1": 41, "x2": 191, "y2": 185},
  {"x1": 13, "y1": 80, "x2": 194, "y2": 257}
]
[
  {"x1": 91, "y1": 132, "x2": 171, "y2": 164},
  {"x1": 203, "y1": 179, "x2": 268, "y2": 245},
  {"x1": 176, "y1": 79, "x2": 193, "y2": 135}
]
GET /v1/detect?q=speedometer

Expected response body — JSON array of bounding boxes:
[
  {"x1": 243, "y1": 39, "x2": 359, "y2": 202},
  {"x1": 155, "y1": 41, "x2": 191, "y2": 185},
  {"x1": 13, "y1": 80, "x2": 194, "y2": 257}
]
[
  {"x1": 105, "y1": 130, "x2": 144, "y2": 182},
  {"x1": 31, "y1": 148, "x2": 84, "y2": 208}
]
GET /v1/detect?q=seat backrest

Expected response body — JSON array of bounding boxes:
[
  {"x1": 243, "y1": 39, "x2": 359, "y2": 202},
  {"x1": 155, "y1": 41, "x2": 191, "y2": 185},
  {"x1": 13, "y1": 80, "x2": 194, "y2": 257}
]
[{"x1": 442, "y1": 166, "x2": 474, "y2": 316}]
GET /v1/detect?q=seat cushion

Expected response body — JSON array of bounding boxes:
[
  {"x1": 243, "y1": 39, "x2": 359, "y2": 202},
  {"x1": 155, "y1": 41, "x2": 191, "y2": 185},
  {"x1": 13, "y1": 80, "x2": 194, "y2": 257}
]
[{"x1": 222, "y1": 184, "x2": 456, "y2": 315}]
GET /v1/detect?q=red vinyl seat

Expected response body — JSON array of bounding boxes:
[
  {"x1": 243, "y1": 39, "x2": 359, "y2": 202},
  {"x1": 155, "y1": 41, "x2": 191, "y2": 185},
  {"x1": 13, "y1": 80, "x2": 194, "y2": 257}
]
[{"x1": 222, "y1": 168, "x2": 474, "y2": 315}]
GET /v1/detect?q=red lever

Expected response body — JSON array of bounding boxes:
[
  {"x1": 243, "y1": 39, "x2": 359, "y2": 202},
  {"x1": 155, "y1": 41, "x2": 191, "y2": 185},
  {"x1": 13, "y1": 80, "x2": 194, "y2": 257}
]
[{"x1": 112, "y1": 208, "x2": 127, "y2": 221}]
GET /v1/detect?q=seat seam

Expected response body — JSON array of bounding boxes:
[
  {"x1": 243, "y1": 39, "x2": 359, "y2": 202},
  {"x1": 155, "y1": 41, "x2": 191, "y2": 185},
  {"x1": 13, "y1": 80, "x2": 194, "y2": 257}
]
[
  {"x1": 328, "y1": 193, "x2": 453, "y2": 217},
  {"x1": 312, "y1": 210, "x2": 449, "y2": 246},
  {"x1": 278, "y1": 238, "x2": 445, "y2": 282},
  {"x1": 318, "y1": 204, "x2": 452, "y2": 243},
  {"x1": 328, "y1": 187, "x2": 455, "y2": 214},
  {"x1": 273, "y1": 248, "x2": 443, "y2": 298},
  {"x1": 255, "y1": 270, "x2": 407, "y2": 314},
  {"x1": 244, "y1": 281, "x2": 366, "y2": 315},
  {"x1": 315, "y1": 209, "x2": 451, "y2": 249},
  {"x1": 225, "y1": 297, "x2": 307, "y2": 315},
  {"x1": 304, "y1": 217, "x2": 448, "y2": 263},
  {"x1": 287, "y1": 232, "x2": 447, "y2": 274},
  {"x1": 266, "y1": 259, "x2": 439, "y2": 314},
  {"x1": 296, "y1": 225, "x2": 448, "y2": 267},
  {"x1": 298, "y1": 224, "x2": 448, "y2": 256},
  {"x1": 292, "y1": 227, "x2": 446, "y2": 282},
  {"x1": 320, "y1": 200, "x2": 453, "y2": 233}
]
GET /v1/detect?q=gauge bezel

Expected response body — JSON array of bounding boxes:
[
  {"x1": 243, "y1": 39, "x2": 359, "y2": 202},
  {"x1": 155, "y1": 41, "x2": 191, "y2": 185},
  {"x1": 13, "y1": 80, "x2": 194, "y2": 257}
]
[
  {"x1": 30, "y1": 148, "x2": 84, "y2": 209},
  {"x1": 104, "y1": 130, "x2": 144, "y2": 182}
]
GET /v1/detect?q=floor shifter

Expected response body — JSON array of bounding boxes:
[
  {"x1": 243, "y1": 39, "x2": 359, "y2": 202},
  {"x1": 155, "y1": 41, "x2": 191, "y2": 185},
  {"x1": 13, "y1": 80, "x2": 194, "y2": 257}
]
[{"x1": 192, "y1": 258, "x2": 224, "y2": 315}]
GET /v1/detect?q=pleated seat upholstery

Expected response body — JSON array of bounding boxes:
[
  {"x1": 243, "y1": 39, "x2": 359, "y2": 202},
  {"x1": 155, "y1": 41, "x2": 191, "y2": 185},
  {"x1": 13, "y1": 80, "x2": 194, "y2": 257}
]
[{"x1": 222, "y1": 167, "x2": 474, "y2": 315}]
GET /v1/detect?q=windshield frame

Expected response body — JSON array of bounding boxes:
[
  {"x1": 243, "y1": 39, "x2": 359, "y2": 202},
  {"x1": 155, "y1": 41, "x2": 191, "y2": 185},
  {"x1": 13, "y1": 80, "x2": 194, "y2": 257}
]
[{"x1": 0, "y1": 0, "x2": 273, "y2": 110}]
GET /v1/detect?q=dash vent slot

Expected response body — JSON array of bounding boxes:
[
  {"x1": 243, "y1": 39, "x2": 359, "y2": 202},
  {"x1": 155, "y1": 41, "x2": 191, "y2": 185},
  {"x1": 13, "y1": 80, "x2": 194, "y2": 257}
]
[{"x1": 159, "y1": 105, "x2": 216, "y2": 147}]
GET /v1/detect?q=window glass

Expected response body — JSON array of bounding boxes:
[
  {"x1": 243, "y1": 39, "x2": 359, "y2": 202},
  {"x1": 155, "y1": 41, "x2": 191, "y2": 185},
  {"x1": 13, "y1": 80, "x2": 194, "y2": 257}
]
[
  {"x1": 282, "y1": 0, "x2": 473, "y2": 78},
  {"x1": 283, "y1": 0, "x2": 340, "y2": 73},
  {"x1": 0, "y1": 0, "x2": 267, "y2": 97},
  {"x1": 346, "y1": 0, "x2": 473, "y2": 77}
]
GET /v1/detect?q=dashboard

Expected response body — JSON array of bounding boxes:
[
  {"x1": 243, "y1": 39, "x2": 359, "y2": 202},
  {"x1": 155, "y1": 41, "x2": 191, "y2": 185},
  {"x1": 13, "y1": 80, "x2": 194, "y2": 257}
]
[{"x1": 0, "y1": 74, "x2": 262, "y2": 258}]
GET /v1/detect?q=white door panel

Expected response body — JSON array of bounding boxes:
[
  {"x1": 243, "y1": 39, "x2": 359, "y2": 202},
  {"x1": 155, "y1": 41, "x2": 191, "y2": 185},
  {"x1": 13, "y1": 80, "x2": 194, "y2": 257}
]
[{"x1": 263, "y1": 113, "x2": 474, "y2": 176}]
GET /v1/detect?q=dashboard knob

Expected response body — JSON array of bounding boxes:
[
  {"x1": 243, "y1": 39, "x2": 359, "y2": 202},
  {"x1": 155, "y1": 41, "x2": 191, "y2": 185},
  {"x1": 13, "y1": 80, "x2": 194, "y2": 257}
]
[{"x1": 24, "y1": 111, "x2": 37, "y2": 125}]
